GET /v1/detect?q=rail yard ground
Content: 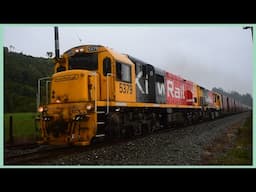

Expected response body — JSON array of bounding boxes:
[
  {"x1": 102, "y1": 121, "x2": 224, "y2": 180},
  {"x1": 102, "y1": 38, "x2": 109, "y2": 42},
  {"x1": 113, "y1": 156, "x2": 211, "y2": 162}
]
[{"x1": 4, "y1": 111, "x2": 252, "y2": 166}]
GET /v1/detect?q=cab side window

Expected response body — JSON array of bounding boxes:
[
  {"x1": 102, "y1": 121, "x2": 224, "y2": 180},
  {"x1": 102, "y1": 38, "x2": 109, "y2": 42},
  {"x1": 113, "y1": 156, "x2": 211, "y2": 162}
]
[
  {"x1": 103, "y1": 57, "x2": 111, "y2": 76},
  {"x1": 116, "y1": 61, "x2": 131, "y2": 83}
]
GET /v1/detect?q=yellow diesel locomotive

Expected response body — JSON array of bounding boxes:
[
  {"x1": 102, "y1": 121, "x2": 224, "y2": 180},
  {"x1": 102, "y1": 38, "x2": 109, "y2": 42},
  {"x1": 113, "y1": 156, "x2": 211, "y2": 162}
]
[{"x1": 36, "y1": 27, "x2": 247, "y2": 146}]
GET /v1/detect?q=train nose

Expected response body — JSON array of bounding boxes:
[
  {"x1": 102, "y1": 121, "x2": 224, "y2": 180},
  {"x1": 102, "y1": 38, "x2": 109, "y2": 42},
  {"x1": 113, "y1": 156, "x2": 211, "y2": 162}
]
[{"x1": 47, "y1": 119, "x2": 68, "y2": 138}]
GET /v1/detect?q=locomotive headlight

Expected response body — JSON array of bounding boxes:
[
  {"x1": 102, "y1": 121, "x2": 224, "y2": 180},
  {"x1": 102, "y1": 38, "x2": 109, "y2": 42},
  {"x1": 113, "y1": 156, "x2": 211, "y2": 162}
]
[
  {"x1": 86, "y1": 104, "x2": 92, "y2": 111},
  {"x1": 38, "y1": 106, "x2": 44, "y2": 113},
  {"x1": 38, "y1": 106, "x2": 47, "y2": 113}
]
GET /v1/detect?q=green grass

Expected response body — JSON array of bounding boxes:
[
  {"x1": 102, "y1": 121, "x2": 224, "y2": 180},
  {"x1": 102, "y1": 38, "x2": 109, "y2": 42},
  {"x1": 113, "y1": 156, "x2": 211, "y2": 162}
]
[
  {"x1": 4, "y1": 112, "x2": 39, "y2": 143},
  {"x1": 210, "y1": 114, "x2": 252, "y2": 165}
]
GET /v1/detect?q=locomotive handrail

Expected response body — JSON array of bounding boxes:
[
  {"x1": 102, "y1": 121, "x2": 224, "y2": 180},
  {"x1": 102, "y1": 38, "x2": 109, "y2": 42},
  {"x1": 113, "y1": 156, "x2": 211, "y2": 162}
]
[
  {"x1": 90, "y1": 71, "x2": 98, "y2": 112},
  {"x1": 37, "y1": 76, "x2": 51, "y2": 110},
  {"x1": 46, "y1": 80, "x2": 51, "y2": 105},
  {"x1": 106, "y1": 73, "x2": 113, "y2": 114}
]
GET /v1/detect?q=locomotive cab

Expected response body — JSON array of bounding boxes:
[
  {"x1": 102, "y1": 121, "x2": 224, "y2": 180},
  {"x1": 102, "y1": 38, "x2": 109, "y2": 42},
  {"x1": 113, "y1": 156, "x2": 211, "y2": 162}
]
[{"x1": 37, "y1": 45, "x2": 136, "y2": 145}]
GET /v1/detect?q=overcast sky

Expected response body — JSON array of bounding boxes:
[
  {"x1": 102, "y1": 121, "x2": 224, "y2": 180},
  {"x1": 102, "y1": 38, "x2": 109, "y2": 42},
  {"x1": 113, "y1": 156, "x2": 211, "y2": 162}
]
[{"x1": 3, "y1": 25, "x2": 253, "y2": 95}]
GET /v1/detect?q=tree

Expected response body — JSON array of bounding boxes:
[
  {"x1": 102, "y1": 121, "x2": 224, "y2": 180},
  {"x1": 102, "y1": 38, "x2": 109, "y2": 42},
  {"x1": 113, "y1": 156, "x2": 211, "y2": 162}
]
[{"x1": 4, "y1": 50, "x2": 54, "y2": 112}]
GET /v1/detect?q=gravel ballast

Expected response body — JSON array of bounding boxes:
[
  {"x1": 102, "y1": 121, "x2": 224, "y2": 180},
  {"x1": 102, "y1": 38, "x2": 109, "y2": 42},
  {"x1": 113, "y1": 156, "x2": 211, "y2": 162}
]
[{"x1": 7, "y1": 112, "x2": 251, "y2": 166}]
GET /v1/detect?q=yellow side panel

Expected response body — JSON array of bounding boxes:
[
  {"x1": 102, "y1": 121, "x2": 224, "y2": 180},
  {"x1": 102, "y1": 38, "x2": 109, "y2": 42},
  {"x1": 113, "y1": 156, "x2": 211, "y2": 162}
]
[
  {"x1": 115, "y1": 65, "x2": 136, "y2": 102},
  {"x1": 198, "y1": 86, "x2": 203, "y2": 99},
  {"x1": 193, "y1": 84, "x2": 199, "y2": 106},
  {"x1": 218, "y1": 94, "x2": 223, "y2": 109},
  {"x1": 87, "y1": 73, "x2": 100, "y2": 101},
  {"x1": 214, "y1": 93, "x2": 221, "y2": 109},
  {"x1": 193, "y1": 84, "x2": 202, "y2": 106}
]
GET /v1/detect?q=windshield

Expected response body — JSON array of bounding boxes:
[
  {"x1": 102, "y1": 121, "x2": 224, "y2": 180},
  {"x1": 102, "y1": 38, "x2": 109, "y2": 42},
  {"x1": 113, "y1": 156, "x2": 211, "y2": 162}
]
[{"x1": 69, "y1": 52, "x2": 98, "y2": 70}]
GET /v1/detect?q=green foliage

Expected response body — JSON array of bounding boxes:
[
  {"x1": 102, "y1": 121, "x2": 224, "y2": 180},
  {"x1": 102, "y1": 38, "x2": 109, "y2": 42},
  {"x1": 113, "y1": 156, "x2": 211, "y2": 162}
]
[
  {"x1": 4, "y1": 47, "x2": 54, "y2": 112},
  {"x1": 4, "y1": 113, "x2": 38, "y2": 142},
  {"x1": 212, "y1": 87, "x2": 252, "y2": 107}
]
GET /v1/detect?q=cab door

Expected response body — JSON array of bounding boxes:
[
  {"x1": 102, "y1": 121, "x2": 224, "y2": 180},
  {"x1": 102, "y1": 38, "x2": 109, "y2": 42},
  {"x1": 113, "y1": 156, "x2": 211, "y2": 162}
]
[{"x1": 98, "y1": 53, "x2": 115, "y2": 101}]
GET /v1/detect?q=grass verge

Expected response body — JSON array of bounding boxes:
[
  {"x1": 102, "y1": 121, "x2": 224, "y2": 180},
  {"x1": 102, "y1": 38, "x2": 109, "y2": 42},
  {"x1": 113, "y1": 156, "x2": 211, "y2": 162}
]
[
  {"x1": 4, "y1": 112, "x2": 39, "y2": 143},
  {"x1": 201, "y1": 112, "x2": 252, "y2": 165}
]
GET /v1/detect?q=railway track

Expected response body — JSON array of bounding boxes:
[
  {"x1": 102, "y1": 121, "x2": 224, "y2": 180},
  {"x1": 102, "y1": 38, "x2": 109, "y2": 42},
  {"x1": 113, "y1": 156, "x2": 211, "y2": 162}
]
[
  {"x1": 5, "y1": 135, "x2": 135, "y2": 165},
  {"x1": 4, "y1": 112, "x2": 249, "y2": 165}
]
